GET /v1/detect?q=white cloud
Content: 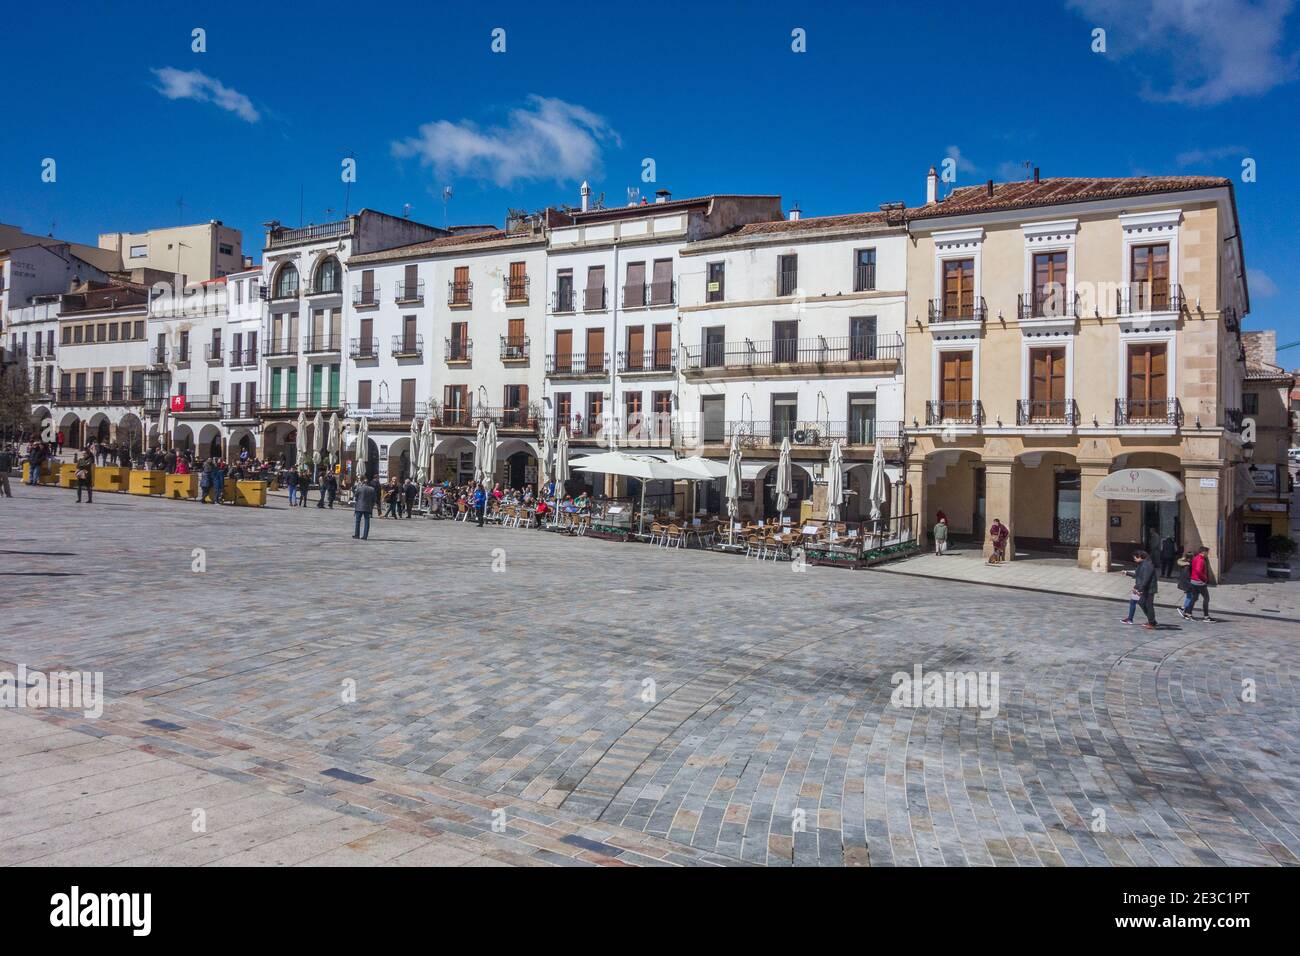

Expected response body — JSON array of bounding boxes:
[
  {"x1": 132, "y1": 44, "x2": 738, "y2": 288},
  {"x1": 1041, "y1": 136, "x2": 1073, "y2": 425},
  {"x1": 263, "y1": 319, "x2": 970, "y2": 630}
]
[
  {"x1": 152, "y1": 67, "x2": 260, "y2": 122},
  {"x1": 945, "y1": 145, "x2": 978, "y2": 175},
  {"x1": 1068, "y1": 0, "x2": 1299, "y2": 105},
  {"x1": 1248, "y1": 268, "x2": 1279, "y2": 297},
  {"x1": 391, "y1": 96, "x2": 620, "y2": 187},
  {"x1": 1175, "y1": 144, "x2": 1250, "y2": 166}
]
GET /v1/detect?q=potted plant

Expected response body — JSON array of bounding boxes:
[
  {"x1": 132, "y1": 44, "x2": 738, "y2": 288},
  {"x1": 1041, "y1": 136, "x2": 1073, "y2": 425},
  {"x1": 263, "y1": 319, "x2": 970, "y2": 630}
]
[{"x1": 1266, "y1": 534, "x2": 1295, "y2": 579}]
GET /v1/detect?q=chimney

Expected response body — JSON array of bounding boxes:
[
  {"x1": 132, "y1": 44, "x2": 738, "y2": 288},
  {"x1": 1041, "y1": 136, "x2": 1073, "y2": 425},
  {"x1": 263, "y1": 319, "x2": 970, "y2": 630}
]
[
  {"x1": 788, "y1": 202, "x2": 801, "y2": 221},
  {"x1": 654, "y1": 188, "x2": 671, "y2": 204},
  {"x1": 986, "y1": 179, "x2": 994, "y2": 197},
  {"x1": 580, "y1": 181, "x2": 591, "y2": 213},
  {"x1": 1033, "y1": 167, "x2": 1040, "y2": 184},
  {"x1": 926, "y1": 166, "x2": 938, "y2": 205}
]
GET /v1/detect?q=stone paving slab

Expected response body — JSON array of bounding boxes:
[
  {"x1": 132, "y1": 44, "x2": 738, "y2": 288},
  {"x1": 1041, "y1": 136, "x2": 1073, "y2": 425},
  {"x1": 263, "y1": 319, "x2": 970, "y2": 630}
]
[{"x1": 1, "y1": 483, "x2": 1297, "y2": 866}]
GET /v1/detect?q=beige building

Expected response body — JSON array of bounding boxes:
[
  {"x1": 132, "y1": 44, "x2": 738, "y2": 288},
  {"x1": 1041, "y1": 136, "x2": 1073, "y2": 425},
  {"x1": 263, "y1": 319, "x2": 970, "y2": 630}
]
[
  {"x1": 1239, "y1": 331, "x2": 1295, "y2": 555},
  {"x1": 98, "y1": 220, "x2": 243, "y2": 283},
  {"x1": 902, "y1": 172, "x2": 1251, "y2": 575}
]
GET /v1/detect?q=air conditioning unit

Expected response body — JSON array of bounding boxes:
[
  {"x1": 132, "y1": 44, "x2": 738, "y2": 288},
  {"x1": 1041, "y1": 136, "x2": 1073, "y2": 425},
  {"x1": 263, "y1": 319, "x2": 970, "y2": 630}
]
[{"x1": 793, "y1": 429, "x2": 819, "y2": 445}]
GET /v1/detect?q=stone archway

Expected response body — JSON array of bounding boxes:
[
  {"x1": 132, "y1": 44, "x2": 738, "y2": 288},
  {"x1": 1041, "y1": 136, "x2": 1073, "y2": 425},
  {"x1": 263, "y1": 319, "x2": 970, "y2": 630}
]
[
  {"x1": 58, "y1": 412, "x2": 82, "y2": 450},
  {"x1": 197, "y1": 424, "x2": 222, "y2": 460},
  {"x1": 1012, "y1": 450, "x2": 1080, "y2": 553}
]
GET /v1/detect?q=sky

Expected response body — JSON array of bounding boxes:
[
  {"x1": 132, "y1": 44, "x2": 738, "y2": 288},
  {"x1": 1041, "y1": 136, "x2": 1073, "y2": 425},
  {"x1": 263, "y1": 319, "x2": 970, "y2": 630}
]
[{"x1": 2, "y1": 0, "x2": 1298, "y2": 353}]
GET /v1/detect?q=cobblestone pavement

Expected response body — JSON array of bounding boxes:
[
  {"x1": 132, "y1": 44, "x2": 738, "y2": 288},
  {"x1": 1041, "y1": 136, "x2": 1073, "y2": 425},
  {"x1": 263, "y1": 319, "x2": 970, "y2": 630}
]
[{"x1": 2, "y1": 484, "x2": 1297, "y2": 866}]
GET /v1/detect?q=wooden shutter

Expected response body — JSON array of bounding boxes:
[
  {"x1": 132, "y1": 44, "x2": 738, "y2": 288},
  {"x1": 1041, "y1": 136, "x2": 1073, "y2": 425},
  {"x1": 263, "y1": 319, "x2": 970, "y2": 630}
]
[
  {"x1": 586, "y1": 327, "x2": 604, "y2": 370},
  {"x1": 358, "y1": 380, "x2": 371, "y2": 408},
  {"x1": 554, "y1": 329, "x2": 572, "y2": 370},
  {"x1": 944, "y1": 259, "x2": 974, "y2": 317},
  {"x1": 401, "y1": 379, "x2": 416, "y2": 419},
  {"x1": 507, "y1": 317, "x2": 524, "y2": 345},
  {"x1": 362, "y1": 269, "x2": 374, "y2": 295},
  {"x1": 404, "y1": 264, "x2": 418, "y2": 298},
  {"x1": 626, "y1": 325, "x2": 644, "y2": 368},
  {"x1": 653, "y1": 324, "x2": 672, "y2": 368},
  {"x1": 941, "y1": 351, "x2": 973, "y2": 412},
  {"x1": 651, "y1": 259, "x2": 672, "y2": 304},
  {"x1": 359, "y1": 317, "x2": 373, "y2": 347},
  {"x1": 625, "y1": 261, "x2": 645, "y2": 305},
  {"x1": 403, "y1": 315, "x2": 417, "y2": 349}
]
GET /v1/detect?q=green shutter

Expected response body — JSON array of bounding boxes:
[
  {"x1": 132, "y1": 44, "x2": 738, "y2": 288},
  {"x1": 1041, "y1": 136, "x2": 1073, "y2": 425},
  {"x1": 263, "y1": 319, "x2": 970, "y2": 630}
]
[
  {"x1": 329, "y1": 364, "x2": 340, "y2": 407},
  {"x1": 310, "y1": 365, "x2": 322, "y2": 407},
  {"x1": 270, "y1": 367, "x2": 282, "y2": 409},
  {"x1": 287, "y1": 367, "x2": 298, "y2": 409}
]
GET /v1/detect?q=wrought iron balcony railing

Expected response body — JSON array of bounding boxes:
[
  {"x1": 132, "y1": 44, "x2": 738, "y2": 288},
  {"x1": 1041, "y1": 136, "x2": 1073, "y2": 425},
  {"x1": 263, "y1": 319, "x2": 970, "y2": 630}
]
[
  {"x1": 928, "y1": 298, "x2": 987, "y2": 323},
  {"x1": 445, "y1": 337, "x2": 472, "y2": 362},
  {"x1": 926, "y1": 400, "x2": 984, "y2": 426},
  {"x1": 348, "y1": 401, "x2": 430, "y2": 422},
  {"x1": 392, "y1": 334, "x2": 423, "y2": 358},
  {"x1": 396, "y1": 279, "x2": 425, "y2": 304},
  {"x1": 545, "y1": 352, "x2": 608, "y2": 375},
  {"x1": 1016, "y1": 398, "x2": 1079, "y2": 426},
  {"x1": 622, "y1": 280, "x2": 676, "y2": 308},
  {"x1": 302, "y1": 334, "x2": 342, "y2": 353},
  {"x1": 683, "y1": 334, "x2": 903, "y2": 370},
  {"x1": 582, "y1": 286, "x2": 607, "y2": 311},
  {"x1": 350, "y1": 337, "x2": 379, "y2": 359},
  {"x1": 618, "y1": 349, "x2": 676, "y2": 373},
  {"x1": 500, "y1": 335, "x2": 530, "y2": 361},
  {"x1": 265, "y1": 338, "x2": 297, "y2": 357},
  {"x1": 447, "y1": 280, "x2": 472, "y2": 306},
  {"x1": 1115, "y1": 397, "x2": 1182, "y2": 426},
  {"x1": 1018, "y1": 290, "x2": 1080, "y2": 321},
  {"x1": 353, "y1": 286, "x2": 381, "y2": 307},
  {"x1": 552, "y1": 289, "x2": 576, "y2": 313},
  {"x1": 504, "y1": 275, "x2": 529, "y2": 303},
  {"x1": 1116, "y1": 283, "x2": 1183, "y2": 316},
  {"x1": 205, "y1": 343, "x2": 223, "y2": 364}
]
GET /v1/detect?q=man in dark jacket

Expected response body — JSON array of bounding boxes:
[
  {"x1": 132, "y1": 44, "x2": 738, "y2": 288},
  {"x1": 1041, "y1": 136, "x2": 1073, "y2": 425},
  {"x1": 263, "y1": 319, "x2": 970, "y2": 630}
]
[
  {"x1": 1130, "y1": 549, "x2": 1158, "y2": 630},
  {"x1": 0, "y1": 445, "x2": 13, "y2": 497},
  {"x1": 352, "y1": 480, "x2": 377, "y2": 539},
  {"x1": 74, "y1": 448, "x2": 94, "y2": 503},
  {"x1": 1158, "y1": 535, "x2": 1177, "y2": 578}
]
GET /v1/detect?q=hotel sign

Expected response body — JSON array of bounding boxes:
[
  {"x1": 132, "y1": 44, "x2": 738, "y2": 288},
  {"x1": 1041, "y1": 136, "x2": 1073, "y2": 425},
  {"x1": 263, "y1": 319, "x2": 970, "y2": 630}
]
[{"x1": 1093, "y1": 468, "x2": 1184, "y2": 502}]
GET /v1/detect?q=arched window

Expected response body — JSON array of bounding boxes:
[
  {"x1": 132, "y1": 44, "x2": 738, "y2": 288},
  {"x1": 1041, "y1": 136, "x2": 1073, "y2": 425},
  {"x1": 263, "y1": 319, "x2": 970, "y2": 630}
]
[
  {"x1": 274, "y1": 263, "x2": 299, "y2": 299},
  {"x1": 314, "y1": 257, "x2": 341, "y2": 294}
]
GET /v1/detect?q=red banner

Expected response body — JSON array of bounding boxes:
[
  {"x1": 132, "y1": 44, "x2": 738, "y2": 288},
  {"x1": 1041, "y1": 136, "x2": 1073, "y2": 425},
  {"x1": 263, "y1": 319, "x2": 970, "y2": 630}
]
[{"x1": 170, "y1": 395, "x2": 187, "y2": 412}]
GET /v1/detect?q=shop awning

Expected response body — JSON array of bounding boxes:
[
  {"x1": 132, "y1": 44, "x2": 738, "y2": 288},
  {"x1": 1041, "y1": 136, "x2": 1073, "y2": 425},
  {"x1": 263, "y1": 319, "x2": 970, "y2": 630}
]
[{"x1": 1093, "y1": 468, "x2": 1184, "y2": 502}]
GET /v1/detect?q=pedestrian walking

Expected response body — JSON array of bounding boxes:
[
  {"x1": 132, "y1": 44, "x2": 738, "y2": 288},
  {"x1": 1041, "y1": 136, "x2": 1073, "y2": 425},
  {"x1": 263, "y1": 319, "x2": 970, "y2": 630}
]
[
  {"x1": 384, "y1": 478, "x2": 401, "y2": 518},
  {"x1": 324, "y1": 470, "x2": 337, "y2": 509},
  {"x1": 1126, "y1": 549, "x2": 1159, "y2": 630},
  {"x1": 352, "y1": 479, "x2": 377, "y2": 539},
  {"x1": 0, "y1": 445, "x2": 14, "y2": 498},
  {"x1": 1178, "y1": 546, "x2": 1216, "y2": 622},
  {"x1": 212, "y1": 458, "x2": 226, "y2": 503},
  {"x1": 73, "y1": 448, "x2": 94, "y2": 503},
  {"x1": 472, "y1": 485, "x2": 487, "y2": 526},
  {"x1": 1158, "y1": 534, "x2": 1177, "y2": 578},
  {"x1": 932, "y1": 516, "x2": 948, "y2": 556},
  {"x1": 404, "y1": 478, "x2": 418, "y2": 518},
  {"x1": 986, "y1": 518, "x2": 1010, "y2": 565}
]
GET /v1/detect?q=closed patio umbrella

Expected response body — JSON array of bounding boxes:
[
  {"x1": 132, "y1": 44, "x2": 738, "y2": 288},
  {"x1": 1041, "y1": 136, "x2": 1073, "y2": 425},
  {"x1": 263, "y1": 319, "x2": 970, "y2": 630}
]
[
  {"x1": 408, "y1": 416, "x2": 421, "y2": 481},
  {"x1": 725, "y1": 434, "x2": 743, "y2": 540},
  {"x1": 415, "y1": 417, "x2": 431, "y2": 485},
  {"x1": 482, "y1": 421, "x2": 498, "y2": 489},
  {"x1": 473, "y1": 419, "x2": 487, "y2": 486},
  {"x1": 538, "y1": 431, "x2": 553, "y2": 498},
  {"x1": 354, "y1": 415, "x2": 369, "y2": 481},
  {"x1": 554, "y1": 427, "x2": 570, "y2": 501},
  {"x1": 328, "y1": 412, "x2": 342, "y2": 468},
  {"x1": 311, "y1": 410, "x2": 324, "y2": 477},
  {"x1": 775, "y1": 437, "x2": 793, "y2": 515},
  {"x1": 868, "y1": 437, "x2": 887, "y2": 524},
  {"x1": 827, "y1": 439, "x2": 844, "y2": 523},
  {"x1": 295, "y1": 411, "x2": 308, "y2": 470}
]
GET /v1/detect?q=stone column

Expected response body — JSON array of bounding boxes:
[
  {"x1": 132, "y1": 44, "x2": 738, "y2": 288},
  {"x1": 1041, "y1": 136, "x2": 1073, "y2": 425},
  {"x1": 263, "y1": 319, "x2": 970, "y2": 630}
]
[
  {"x1": 1076, "y1": 461, "x2": 1112, "y2": 571},
  {"x1": 905, "y1": 462, "x2": 928, "y2": 543},
  {"x1": 1182, "y1": 463, "x2": 1225, "y2": 578},
  {"x1": 982, "y1": 458, "x2": 1015, "y2": 560}
]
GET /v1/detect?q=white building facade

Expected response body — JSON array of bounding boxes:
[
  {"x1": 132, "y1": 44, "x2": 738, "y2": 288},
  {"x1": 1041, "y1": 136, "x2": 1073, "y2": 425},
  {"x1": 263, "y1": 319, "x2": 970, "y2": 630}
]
[{"x1": 677, "y1": 211, "x2": 909, "y2": 521}]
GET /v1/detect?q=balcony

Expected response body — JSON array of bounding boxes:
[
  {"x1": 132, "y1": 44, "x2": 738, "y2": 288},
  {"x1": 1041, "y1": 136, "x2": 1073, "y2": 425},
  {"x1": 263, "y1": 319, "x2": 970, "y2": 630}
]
[
  {"x1": 928, "y1": 298, "x2": 987, "y2": 324},
  {"x1": 1116, "y1": 283, "x2": 1183, "y2": 316},
  {"x1": 622, "y1": 280, "x2": 676, "y2": 308},
  {"x1": 854, "y1": 263, "x2": 876, "y2": 292},
  {"x1": 500, "y1": 335, "x2": 530, "y2": 363},
  {"x1": 618, "y1": 349, "x2": 677, "y2": 374},
  {"x1": 268, "y1": 282, "x2": 299, "y2": 301},
  {"x1": 778, "y1": 269, "x2": 799, "y2": 297},
  {"x1": 504, "y1": 275, "x2": 530, "y2": 304},
  {"x1": 710, "y1": 419, "x2": 906, "y2": 451},
  {"x1": 205, "y1": 343, "x2": 223, "y2": 365},
  {"x1": 267, "y1": 220, "x2": 350, "y2": 249},
  {"x1": 582, "y1": 287, "x2": 607, "y2": 312},
  {"x1": 445, "y1": 338, "x2": 472, "y2": 363},
  {"x1": 1018, "y1": 290, "x2": 1079, "y2": 321},
  {"x1": 682, "y1": 334, "x2": 903, "y2": 377},
  {"x1": 242, "y1": 347, "x2": 258, "y2": 367},
  {"x1": 478, "y1": 406, "x2": 537, "y2": 432},
  {"x1": 258, "y1": 394, "x2": 344, "y2": 417},
  {"x1": 560, "y1": 416, "x2": 608, "y2": 441},
  {"x1": 224, "y1": 401, "x2": 259, "y2": 421},
  {"x1": 926, "y1": 400, "x2": 984, "y2": 426},
  {"x1": 350, "y1": 337, "x2": 379, "y2": 360},
  {"x1": 173, "y1": 349, "x2": 191, "y2": 369},
  {"x1": 349, "y1": 401, "x2": 429, "y2": 423},
  {"x1": 1016, "y1": 398, "x2": 1079, "y2": 426},
  {"x1": 169, "y1": 397, "x2": 224, "y2": 417},
  {"x1": 545, "y1": 352, "x2": 608, "y2": 377},
  {"x1": 302, "y1": 334, "x2": 341, "y2": 354},
  {"x1": 150, "y1": 346, "x2": 168, "y2": 365},
  {"x1": 392, "y1": 334, "x2": 423, "y2": 359},
  {"x1": 552, "y1": 289, "x2": 576, "y2": 313},
  {"x1": 447, "y1": 280, "x2": 472, "y2": 307},
  {"x1": 353, "y1": 286, "x2": 381, "y2": 308},
  {"x1": 613, "y1": 414, "x2": 677, "y2": 448},
  {"x1": 58, "y1": 388, "x2": 145, "y2": 405},
  {"x1": 1115, "y1": 397, "x2": 1182, "y2": 426},
  {"x1": 396, "y1": 279, "x2": 425, "y2": 305}
]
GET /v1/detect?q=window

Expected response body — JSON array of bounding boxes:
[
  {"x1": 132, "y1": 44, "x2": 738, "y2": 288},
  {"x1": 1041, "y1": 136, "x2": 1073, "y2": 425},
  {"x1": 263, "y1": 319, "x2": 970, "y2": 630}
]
[
  {"x1": 650, "y1": 259, "x2": 673, "y2": 305},
  {"x1": 626, "y1": 325, "x2": 644, "y2": 370},
  {"x1": 848, "y1": 393, "x2": 877, "y2": 444},
  {"x1": 400, "y1": 379, "x2": 416, "y2": 419},
  {"x1": 360, "y1": 269, "x2": 376, "y2": 304},
  {"x1": 1028, "y1": 347, "x2": 1066, "y2": 421},
  {"x1": 96, "y1": 323, "x2": 107, "y2": 341},
  {"x1": 585, "y1": 327, "x2": 605, "y2": 372},
  {"x1": 651, "y1": 390, "x2": 672, "y2": 438},
  {"x1": 701, "y1": 395, "x2": 725, "y2": 442},
  {"x1": 357, "y1": 380, "x2": 372, "y2": 409},
  {"x1": 451, "y1": 265, "x2": 469, "y2": 305},
  {"x1": 703, "y1": 326, "x2": 725, "y2": 367},
  {"x1": 73, "y1": 326, "x2": 83, "y2": 344},
  {"x1": 771, "y1": 394, "x2": 798, "y2": 441},
  {"x1": 854, "y1": 248, "x2": 876, "y2": 292},
  {"x1": 62, "y1": 326, "x2": 71, "y2": 344},
  {"x1": 1127, "y1": 343, "x2": 1167, "y2": 420},
  {"x1": 1130, "y1": 243, "x2": 1170, "y2": 311},
  {"x1": 401, "y1": 315, "x2": 417, "y2": 351},
  {"x1": 706, "y1": 262, "x2": 725, "y2": 302},
  {"x1": 1243, "y1": 392, "x2": 1259, "y2": 415},
  {"x1": 507, "y1": 261, "x2": 527, "y2": 301},
  {"x1": 219, "y1": 243, "x2": 234, "y2": 256},
  {"x1": 111, "y1": 371, "x2": 124, "y2": 402},
  {"x1": 939, "y1": 351, "x2": 974, "y2": 419},
  {"x1": 850, "y1": 316, "x2": 877, "y2": 360},
  {"x1": 506, "y1": 318, "x2": 525, "y2": 353},
  {"x1": 584, "y1": 392, "x2": 603, "y2": 437},
  {"x1": 403, "y1": 264, "x2": 422, "y2": 302},
  {"x1": 778, "y1": 254, "x2": 798, "y2": 296},
  {"x1": 179, "y1": 330, "x2": 189, "y2": 361},
  {"x1": 554, "y1": 392, "x2": 571, "y2": 433},
  {"x1": 1032, "y1": 251, "x2": 1069, "y2": 317},
  {"x1": 134, "y1": 320, "x2": 144, "y2": 339},
  {"x1": 233, "y1": 281, "x2": 242, "y2": 305},
  {"x1": 314, "y1": 257, "x2": 341, "y2": 294},
  {"x1": 129, "y1": 244, "x2": 147, "y2": 259},
  {"x1": 230, "y1": 382, "x2": 242, "y2": 418},
  {"x1": 553, "y1": 329, "x2": 573, "y2": 371},
  {"x1": 943, "y1": 258, "x2": 975, "y2": 318},
  {"x1": 624, "y1": 261, "x2": 646, "y2": 307},
  {"x1": 584, "y1": 266, "x2": 606, "y2": 311},
  {"x1": 444, "y1": 384, "x2": 470, "y2": 426},
  {"x1": 274, "y1": 263, "x2": 299, "y2": 299},
  {"x1": 555, "y1": 270, "x2": 574, "y2": 312},
  {"x1": 623, "y1": 390, "x2": 643, "y2": 436},
  {"x1": 503, "y1": 384, "x2": 528, "y2": 426},
  {"x1": 653, "y1": 324, "x2": 672, "y2": 370},
  {"x1": 773, "y1": 320, "x2": 798, "y2": 363},
  {"x1": 449, "y1": 322, "x2": 469, "y2": 360}
]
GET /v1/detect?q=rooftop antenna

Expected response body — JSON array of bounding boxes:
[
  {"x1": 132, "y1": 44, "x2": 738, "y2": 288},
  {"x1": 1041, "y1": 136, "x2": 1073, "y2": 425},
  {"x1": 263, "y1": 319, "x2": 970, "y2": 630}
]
[
  {"x1": 403, "y1": 203, "x2": 413, "y2": 219},
  {"x1": 441, "y1": 185, "x2": 453, "y2": 229},
  {"x1": 176, "y1": 196, "x2": 187, "y2": 226},
  {"x1": 343, "y1": 148, "x2": 356, "y2": 216},
  {"x1": 48, "y1": 220, "x2": 56, "y2": 237},
  {"x1": 626, "y1": 186, "x2": 640, "y2": 206}
]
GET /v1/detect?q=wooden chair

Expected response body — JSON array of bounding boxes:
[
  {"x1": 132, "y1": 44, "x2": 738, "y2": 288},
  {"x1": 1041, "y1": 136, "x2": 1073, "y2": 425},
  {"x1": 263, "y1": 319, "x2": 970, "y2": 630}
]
[
  {"x1": 649, "y1": 522, "x2": 665, "y2": 546},
  {"x1": 664, "y1": 524, "x2": 684, "y2": 549}
]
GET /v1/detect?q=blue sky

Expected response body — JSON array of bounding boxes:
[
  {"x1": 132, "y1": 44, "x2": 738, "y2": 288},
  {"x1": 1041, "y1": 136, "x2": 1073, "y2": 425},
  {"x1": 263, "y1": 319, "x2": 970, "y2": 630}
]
[{"x1": 3, "y1": 0, "x2": 1298, "y2": 351}]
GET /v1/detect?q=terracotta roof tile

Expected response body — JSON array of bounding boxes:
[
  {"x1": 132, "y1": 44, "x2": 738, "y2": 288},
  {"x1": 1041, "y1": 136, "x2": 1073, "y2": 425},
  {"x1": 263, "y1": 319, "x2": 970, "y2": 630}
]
[
  {"x1": 905, "y1": 176, "x2": 1232, "y2": 221},
  {"x1": 349, "y1": 227, "x2": 539, "y2": 264},
  {"x1": 731, "y1": 211, "x2": 890, "y2": 237}
]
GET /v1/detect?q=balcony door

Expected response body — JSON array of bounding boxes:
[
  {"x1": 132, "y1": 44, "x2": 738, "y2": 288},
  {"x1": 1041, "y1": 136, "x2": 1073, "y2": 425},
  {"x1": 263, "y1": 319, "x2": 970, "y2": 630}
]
[
  {"x1": 626, "y1": 325, "x2": 644, "y2": 370},
  {"x1": 504, "y1": 384, "x2": 528, "y2": 427},
  {"x1": 848, "y1": 393, "x2": 876, "y2": 444},
  {"x1": 1130, "y1": 243, "x2": 1170, "y2": 311},
  {"x1": 850, "y1": 316, "x2": 877, "y2": 360},
  {"x1": 584, "y1": 392, "x2": 603, "y2": 438},
  {"x1": 1127, "y1": 343, "x2": 1167, "y2": 420},
  {"x1": 701, "y1": 395, "x2": 725, "y2": 443},
  {"x1": 359, "y1": 317, "x2": 373, "y2": 354},
  {"x1": 653, "y1": 324, "x2": 672, "y2": 370},
  {"x1": 1029, "y1": 347, "x2": 1066, "y2": 420},
  {"x1": 771, "y1": 393, "x2": 798, "y2": 442},
  {"x1": 624, "y1": 261, "x2": 645, "y2": 307},
  {"x1": 943, "y1": 258, "x2": 975, "y2": 318},
  {"x1": 773, "y1": 320, "x2": 798, "y2": 364},
  {"x1": 939, "y1": 350, "x2": 973, "y2": 419},
  {"x1": 402, "y1": 315, "x2": 417, "y2": 352},
  {"x1": 1032, "y1": 251, "x2": 1069, "y2": 316},
  {"x1": 585, "y1": 327, "x2": 604, "y2": 372},
  {"x1": 400, "y1": 379, "x2": 416, "y2": 420},
  {"x1": 444, "y1": 385, "x2": 469, "y2": 426},
  {"x1": 553, "y1": 329, "x2": 572, "y2": 372}
]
